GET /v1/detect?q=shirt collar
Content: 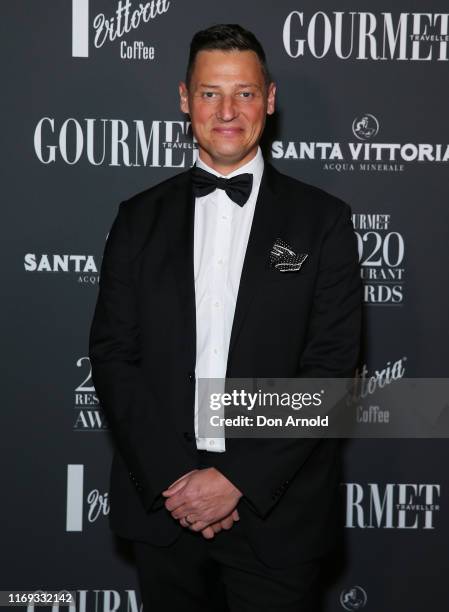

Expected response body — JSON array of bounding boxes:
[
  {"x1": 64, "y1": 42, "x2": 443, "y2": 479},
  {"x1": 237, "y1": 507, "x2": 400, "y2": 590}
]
[{"x1": 195, "y1": 146, "x2": 264, "y2": 189}]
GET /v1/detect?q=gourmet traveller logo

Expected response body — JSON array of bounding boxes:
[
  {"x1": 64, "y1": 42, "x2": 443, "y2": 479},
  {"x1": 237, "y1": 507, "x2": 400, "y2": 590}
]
[
  {"x1": 343, "y1": 481, "x2": 440, "y2": 529},
  {"x1": 34, "y1": 117, "x2": 197, "y2": 168},
  {"x1": 25, "y1": 589, "x2": 142, "y2": 612},
  {"x1": 283, "y1": 10, "x2": 449, "y2": 61}
]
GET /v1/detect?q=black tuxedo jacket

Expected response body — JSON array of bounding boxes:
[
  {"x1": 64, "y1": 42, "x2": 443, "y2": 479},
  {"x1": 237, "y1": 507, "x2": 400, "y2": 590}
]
[{"x1": 89, "y1": 162, "x2": 362, "y2": 568}]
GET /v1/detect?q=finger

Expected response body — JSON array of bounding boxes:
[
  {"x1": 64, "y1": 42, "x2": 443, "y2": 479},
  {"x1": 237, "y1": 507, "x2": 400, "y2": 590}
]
[
  {"x1": 175, "y1": 512, "x2": 197, "y2": 526},
  {"x1": 164, "y1": 496, "x2": 188, "y2": 513},
  {"x1": 232, "y1": 509, "x2": 240, "y2": 521},
  {"x1": 166, "y1": 469, "x2": 198, "y2": 489},
  {"x1": 201, "y1": 527, "x2": 215, "y2": 539},
  {"x1": 211, "y1": 522, "x2": 222, "y2": 534},
  {"x1": 220, "y1": 515, "x2": 235, "y2": 530},
  {"x1": 162, "y1": 479, "x2": 189, "y2": 497},
  {"x1": 170, "y1": 504, "x2": 193, "y2": 519},
  {"x1": 189, "y1": 521, "x2": 208, "y2": 532},
  {"x1": 162, "y1": 470, "x2": 199, "y2": 497},
  {"x1": 179, "y1": 517, "x2": 189, "y2": 528}
]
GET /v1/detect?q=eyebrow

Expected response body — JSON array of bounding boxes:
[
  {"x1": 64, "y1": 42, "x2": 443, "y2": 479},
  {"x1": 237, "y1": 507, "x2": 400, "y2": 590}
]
[{"x1": 198, "y1": 82, "x2": 262, "y2": 90}]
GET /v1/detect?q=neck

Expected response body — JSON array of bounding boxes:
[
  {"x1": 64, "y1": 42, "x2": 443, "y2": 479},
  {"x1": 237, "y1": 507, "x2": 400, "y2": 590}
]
[{"x1": 198, "y1": 148, "x2": 258, "y2": 175}]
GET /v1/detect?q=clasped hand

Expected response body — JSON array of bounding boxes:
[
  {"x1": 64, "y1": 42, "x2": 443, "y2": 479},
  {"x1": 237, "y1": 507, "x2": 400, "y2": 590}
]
[{"x1": 162, "y1": 468, "x2": 242, "y2": 539}]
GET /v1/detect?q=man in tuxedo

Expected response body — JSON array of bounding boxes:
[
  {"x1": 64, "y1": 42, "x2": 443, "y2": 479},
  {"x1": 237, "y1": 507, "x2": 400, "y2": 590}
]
[{"x1": 89, "y1": 23, "x2": 362, "y2": 611}]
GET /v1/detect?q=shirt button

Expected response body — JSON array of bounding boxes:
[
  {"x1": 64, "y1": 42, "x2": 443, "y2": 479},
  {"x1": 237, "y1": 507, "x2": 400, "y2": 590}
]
[
  {"x1": 221, "y1": 215, "x2": 228, "y2": 220},
  {"x1": 209, "y1": 440, "x2": 215, "y2": 446},
  {"x1": 213, "y1": 348, "x2": 218, "y2": 355},
  {"x1": 214, "y1": 301, "x2": 220, "y2": 308},
  {"x1": 217, "y1": 258, "x2": 223, "y2": 265}
]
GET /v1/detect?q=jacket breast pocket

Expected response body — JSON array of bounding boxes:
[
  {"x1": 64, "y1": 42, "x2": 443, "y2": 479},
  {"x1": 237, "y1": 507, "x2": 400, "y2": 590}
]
[{"x1": 265, "y1": 264, "x2": 315, "y2": 285}]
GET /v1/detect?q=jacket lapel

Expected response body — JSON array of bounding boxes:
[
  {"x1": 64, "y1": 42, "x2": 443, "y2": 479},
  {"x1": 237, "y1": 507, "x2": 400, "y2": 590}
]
[
  {"x1": 226, "y1": 163, "x2": 285, "y2": 374},
  {"x1": 163, "y1": 173, "x2": 196, "y2": 367}
]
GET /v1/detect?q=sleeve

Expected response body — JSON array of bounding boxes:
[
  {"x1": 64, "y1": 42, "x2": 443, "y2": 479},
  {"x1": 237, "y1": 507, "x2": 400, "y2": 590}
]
[
  {"x1": 89, "y1": 201, "x2": 199, "y2": 512},
  {"x1": 208, "y1": 202, "x2": 362, "y2": 518}
]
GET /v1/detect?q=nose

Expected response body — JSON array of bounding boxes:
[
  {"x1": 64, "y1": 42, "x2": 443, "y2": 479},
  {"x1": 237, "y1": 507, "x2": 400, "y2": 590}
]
[{"x1": 217, "y1": 94, "x2": 238, "y2": 122}]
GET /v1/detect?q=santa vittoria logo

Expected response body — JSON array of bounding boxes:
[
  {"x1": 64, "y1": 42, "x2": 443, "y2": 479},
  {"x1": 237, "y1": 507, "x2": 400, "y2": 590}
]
[
  {"x1": 271, "y1": 114, "x2": 449, "y2": 172},
  {"x1": 24, "y1": 253, "x2": 100, "y2": 284},
  {"x1": 352, "y1": 115, "x2": 379, "y2": 141},
  {"x1": 340, "y1": 586, "x2": 367, "y2": 611}
]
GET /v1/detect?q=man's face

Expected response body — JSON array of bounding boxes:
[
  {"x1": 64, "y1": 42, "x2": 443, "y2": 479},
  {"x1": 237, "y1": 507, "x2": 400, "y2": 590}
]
[{"x1": 179, "y1": 49, "x2": 276, "y2": 173}]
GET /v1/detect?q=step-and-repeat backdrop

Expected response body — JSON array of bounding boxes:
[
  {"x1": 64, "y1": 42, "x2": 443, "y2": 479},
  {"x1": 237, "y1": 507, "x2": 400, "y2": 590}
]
[{"x1": 3, "y1": 1, "x2": 449, "y2": 610}]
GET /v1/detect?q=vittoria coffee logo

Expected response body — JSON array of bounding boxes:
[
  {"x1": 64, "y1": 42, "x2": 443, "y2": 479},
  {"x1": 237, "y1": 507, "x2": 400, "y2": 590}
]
[
  {"x1": 340, "y1": 586, "x2": 367, "y2": 611},
  {"x1": 34, "y1": 118, "x2": 197, "y2": 168},
  {"x1": 71, "y1": 0, "x2": 171, "y2": 60},
  {"x1": 66, "y1": 464, "x2": 109, "y2": 532},
  {"x1": 74, "y1": 357, "x2": 107, "y2": 431},
  {"x1": 348, "y1": 356, "x2": 406, "y2": 425},
  {"x1": 272, "y1": 114, "x2": 449, "y2": 172},
  {"x1": 24, "y1": 253, "x2": 100, "y2": 284},
  {"x1": 343, "y1": 482, "x2": 440, "y2": 529},
  {"x1": 352, "y1": 213, "x2": 405, "y2": 304},
  {"x1": 283, "y1": 11, "x2": 449, "y2": 61},
  {"x1": 353, "y1": 357, "x2": 406, "y2": 394}
]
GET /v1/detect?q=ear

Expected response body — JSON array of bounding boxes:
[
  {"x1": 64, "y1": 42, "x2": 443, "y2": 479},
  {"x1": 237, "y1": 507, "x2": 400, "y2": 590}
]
[
  {"x1": 179, "y1": 81, "x2": 190, "y2": 114},
  {"x1": 266, "y1": 82, "x2": 276, "y2": 116}
]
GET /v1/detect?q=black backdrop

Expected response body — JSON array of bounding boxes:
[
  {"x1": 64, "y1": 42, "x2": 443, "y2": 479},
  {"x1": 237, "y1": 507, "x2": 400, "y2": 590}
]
[{"x1": 2, "y1": 1, "x2": 449, "y2": 610}]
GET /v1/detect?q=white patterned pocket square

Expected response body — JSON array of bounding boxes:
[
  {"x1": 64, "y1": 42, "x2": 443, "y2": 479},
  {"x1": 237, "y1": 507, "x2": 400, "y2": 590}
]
[{"x1": 270, "y1": 238, "x2": 308, "y2": 272}]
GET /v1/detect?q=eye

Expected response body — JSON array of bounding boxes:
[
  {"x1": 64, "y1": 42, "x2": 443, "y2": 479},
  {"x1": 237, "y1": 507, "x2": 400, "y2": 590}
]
[
  {"x1": 238, "y1": 91, "x2": 254, "y2": 98},
  {"x1": 201, "y1": 91, "x2": 217, "y2": 98}
]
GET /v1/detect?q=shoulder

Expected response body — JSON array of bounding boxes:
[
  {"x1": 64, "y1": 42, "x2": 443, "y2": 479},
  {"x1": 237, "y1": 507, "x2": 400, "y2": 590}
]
[
  {"x1": 106, "y1": 170, "x2": 191, "y2": 254},
  {"x1": 119, "y1": 169, "x2": 191, "y2": 218}
]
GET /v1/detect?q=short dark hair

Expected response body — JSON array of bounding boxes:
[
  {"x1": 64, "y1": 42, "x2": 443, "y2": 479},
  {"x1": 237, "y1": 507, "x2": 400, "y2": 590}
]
[{"x1": 186, "y1": 24, "x2": 271, "y2": 89}]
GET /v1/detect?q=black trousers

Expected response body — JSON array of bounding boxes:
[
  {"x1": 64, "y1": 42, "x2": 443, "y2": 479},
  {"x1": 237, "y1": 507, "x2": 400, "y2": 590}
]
[{"x1": 133, "y1": 518, "x2": 324, "y2": 612}]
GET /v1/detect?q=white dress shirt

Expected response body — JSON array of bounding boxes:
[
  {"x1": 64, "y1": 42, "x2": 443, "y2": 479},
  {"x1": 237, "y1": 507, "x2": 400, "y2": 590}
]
[{"x1": 193, "y1": 146, "x2": 265, "y2": 452}]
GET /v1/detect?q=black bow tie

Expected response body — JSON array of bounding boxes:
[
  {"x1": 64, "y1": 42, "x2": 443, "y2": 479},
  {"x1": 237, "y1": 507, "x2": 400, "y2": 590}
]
[{"x1": 191, "y1": 166, "x2": 253, "y2": 206}]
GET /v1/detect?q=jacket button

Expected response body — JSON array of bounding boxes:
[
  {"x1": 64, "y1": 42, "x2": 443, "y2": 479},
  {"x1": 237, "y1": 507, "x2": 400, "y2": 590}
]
[
  {"x1": 188, "y1": 372, "x2": 195, "y2": 382},
  {"x1": 184, "y1": 432, "x2": 194, "y2": 442}
]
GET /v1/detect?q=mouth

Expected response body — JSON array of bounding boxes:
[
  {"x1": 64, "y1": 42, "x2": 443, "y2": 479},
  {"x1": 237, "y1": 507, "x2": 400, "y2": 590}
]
[{"x1": 212, "y1": 127, "x2": 243, "y2": 137}]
